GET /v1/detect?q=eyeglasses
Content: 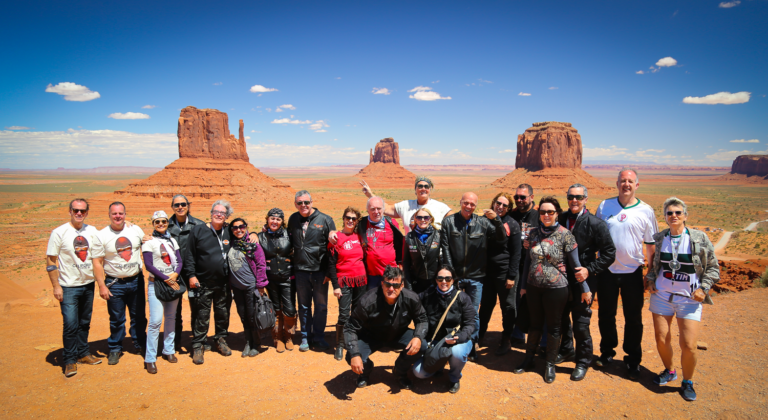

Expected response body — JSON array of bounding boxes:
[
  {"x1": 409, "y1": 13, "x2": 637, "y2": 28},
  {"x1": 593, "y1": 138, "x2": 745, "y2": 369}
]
[
  {"x1": 494, "y1": 201, "x2": 510, "y2": 209},
  {"x1": 153, "y1": 219, "x2": 168, "y2": 225},
  {"x1": 296, "y1": 201, "x2": 311, "y2": 206},
  {"x1": 172, "y1": 202, "x2": 188, "y2": 208},
  {"x1": 567, "y1": 195, "x2": 586, "y2": 201},
  {"x1": 211, "y1": 210, "x2": 227, "y2": 216},
  {"x1": 382, "y1": 280, "x2": 404, "y2": 289},
  {"x1": 232, "y1": 224, "x2": 248, "y2": 230},
  {"x1": 416, "y1": 184, "x2": 431, "y2": 190},
  {"x1": 539, "y1": 210, "x2": 557, "y2": 216},
  {"x1": 666, "y1": 211, "x2": 683, "y2": 216},
  {"x1": 343, "y1": 216, "x2": 358, "y2": 222},
  {"x1": 436, "y1": 276, "x2": 452, "y2": 283},
  {"x1": 415, "y1": 215, "x2": 431, "y2": 221},
  {"x1": 513, "y1": 195, "x2": 529, "y2": 200},
  {"x1": 71, "y1": 208, "x2": 87, "y2": 214}
]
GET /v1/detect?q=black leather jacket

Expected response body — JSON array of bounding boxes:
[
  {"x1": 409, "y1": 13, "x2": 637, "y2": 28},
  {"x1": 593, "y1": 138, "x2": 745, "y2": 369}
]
[
  {"x1": 168, "y1": 214, "x2": 204, "y2": 255},
  {"x1": 487, "y1": 214, "x2": 522, "y2": 281},
  {"x1": 287, "y1": 208, "x2": 336, "y2": 272},
  {"x1": 258, "y1": 227, "x2": 293, "y2": 280},
  {"x1": 419, "y1": 287, "x2": 477, "y2": 344},
  {"x1": 440, "y1": 213, "x2": 506, "y2": 280},
  {"x1": 557, "y1": 209, "x2": 616, "y2": 291},
  {"x1": 402, "y1": 229, "x2": 441, "y2": 287}
]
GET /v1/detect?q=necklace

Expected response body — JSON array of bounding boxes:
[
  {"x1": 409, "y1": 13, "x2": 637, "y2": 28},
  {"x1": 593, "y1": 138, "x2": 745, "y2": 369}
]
[{"x1": 669, "y1": 229, "x2": 685, "y2": 275}]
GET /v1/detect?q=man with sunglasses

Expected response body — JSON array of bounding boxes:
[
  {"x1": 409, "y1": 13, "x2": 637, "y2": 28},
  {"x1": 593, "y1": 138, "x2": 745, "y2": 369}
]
[
  {"x1": 288, "y1": 190, "x2": 336, "y2": 352},
  {"x1": 555, "y1": 184, "x2": 616, "y2": 381},
  {"x1": 46, "y1": 198, "x2": 106, "y2": 377},
  {"x1": 595, "y1": 168, "x2": 658, "y2": 380},
  {"x1": 509, "y1": 184, "x2": 539, "y2": 346},
  {"x1": 166, "y1": 194, "x2": 205, "y2": 353},
  {"x1": 344, "y1": 266, "x2": 428, "y2": 389},
  {"x1": 440, "y1": 192, "x2": 506, "y2": 361}
]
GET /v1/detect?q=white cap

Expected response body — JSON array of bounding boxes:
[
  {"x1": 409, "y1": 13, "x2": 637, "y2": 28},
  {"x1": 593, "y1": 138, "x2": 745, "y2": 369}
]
[{"x1": 152, "y1": 210, "x2": 169, "y2": 221}]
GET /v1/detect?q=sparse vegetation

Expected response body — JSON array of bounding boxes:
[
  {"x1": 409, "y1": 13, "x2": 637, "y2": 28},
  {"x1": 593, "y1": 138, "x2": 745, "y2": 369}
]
[{"x1": 756, "y1": 268, "x2": 768, "y2": 288}]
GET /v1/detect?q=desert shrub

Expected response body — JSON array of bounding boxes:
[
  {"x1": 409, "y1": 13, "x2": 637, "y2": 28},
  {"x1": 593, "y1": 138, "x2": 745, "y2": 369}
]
[{"x1": 756, "y1": 268, "x2": 768, "y2": 288}]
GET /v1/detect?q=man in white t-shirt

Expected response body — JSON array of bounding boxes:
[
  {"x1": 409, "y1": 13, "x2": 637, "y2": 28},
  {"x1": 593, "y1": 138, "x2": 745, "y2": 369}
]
[
  {"x1": 594, "y1": 168, "x2": 658, "y2": 380},
  {"x1": 92, "y1": 201, "x2": 147, "y2": 366},
  {"x1": 360, "y1": 176, "x2": 452, "y2": 234},
  {"x1": 46, "y1": 198, "x2": 106, "y2": 377}
]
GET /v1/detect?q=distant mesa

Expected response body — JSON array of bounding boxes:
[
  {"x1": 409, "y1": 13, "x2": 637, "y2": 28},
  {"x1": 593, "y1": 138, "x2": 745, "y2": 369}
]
[
  {"x1": 718, "y1": 154, "x2": 768, "y2": 183},
  {"x1": 356, "y1": 137, "x2": 415, "y2": 188},
  {"x1": 116, "y1": 106, "x2": 294, "y2": 201},
  {"x1": 492, "y1": 121, "x2": 612, "y2": 193}
]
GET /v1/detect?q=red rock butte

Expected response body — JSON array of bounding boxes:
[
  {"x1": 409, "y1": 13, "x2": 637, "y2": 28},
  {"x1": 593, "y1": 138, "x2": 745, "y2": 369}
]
[
  {"x1": 355, "y1": 138, "x2": 416, "y2": 188},
  {"x1": 718, "y1": 154, "x2": 768, "y2": 183},
  {"x1": 115, "y1": 106, "x2": 294, "y2": 201},
  {"x1": 492, "y1": 122, "x2": 611, "y2": 193}
]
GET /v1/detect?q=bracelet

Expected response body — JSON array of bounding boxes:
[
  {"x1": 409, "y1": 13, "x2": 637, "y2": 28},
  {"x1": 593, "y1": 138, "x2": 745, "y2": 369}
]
[{"x1": 46, "y1": 265, "x2": 58, "y2": 272}]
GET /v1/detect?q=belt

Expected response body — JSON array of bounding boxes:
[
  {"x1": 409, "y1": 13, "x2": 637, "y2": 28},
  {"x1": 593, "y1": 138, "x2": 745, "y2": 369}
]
[{"x1": 105, "y1": 272, "x2": 142, "y2": 286}]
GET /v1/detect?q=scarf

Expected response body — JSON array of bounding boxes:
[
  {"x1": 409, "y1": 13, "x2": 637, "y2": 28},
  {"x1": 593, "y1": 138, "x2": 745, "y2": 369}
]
[
  {"x1": 368, "y1": 216, "x2": 386, "y2": 229},
  {"x1": 539, "y1": 222, "x2": 560, "y2": 237},
  {"x1": 413, "y1": 225, "x2": 433, "y2": 244},
  {"x1": 233, "y1": 233, "x2": 259, "y2": 259},
  {"x1": 265, "y1": 226, "x2": 285, "y2": 237},
  {"x1": 437, "y1": 285, "x2": 454, "y2": 296},
  {"x1": 152, "y1": 230, "x2": 171, "y2": 240}
]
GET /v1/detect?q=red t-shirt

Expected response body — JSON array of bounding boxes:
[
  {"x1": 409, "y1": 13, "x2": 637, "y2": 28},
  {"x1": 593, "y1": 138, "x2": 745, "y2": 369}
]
[
  {"x1": 332, "y1": 232, "x2": 367, "y2": 287},
  {"x1": 364, "y1": 218, "x2": 399, "y2": 276}
]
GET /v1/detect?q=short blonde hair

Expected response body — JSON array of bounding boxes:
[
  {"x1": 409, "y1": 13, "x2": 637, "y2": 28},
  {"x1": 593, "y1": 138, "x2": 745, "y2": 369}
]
[{"x1": 411, "y1": 207, "x2": 437, "y2": 230}]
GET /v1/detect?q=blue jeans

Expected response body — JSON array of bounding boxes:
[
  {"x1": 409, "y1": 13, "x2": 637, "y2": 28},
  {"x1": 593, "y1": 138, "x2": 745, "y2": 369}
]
[
  {"x1": 145, "y1": 282, "x2": 178, "y2": 363},
  {"x1": 458, "y1": 278, "x2": 483, "y2": 343},
  {"x1": 366, "y1": 275, "x2": 383, "y2": 290},
  {"x1": 60, "y1": 282, "x2": 95, "y2": 365},
  {"x1": 106, "y1": 274, "x2": 147, "y2": 352},
  {"x1": 413, "y1": 340, "x2": 473, "y2": 383},
  {"x1": 295, "y1": 270, "x2": 328, "y2": 343}
]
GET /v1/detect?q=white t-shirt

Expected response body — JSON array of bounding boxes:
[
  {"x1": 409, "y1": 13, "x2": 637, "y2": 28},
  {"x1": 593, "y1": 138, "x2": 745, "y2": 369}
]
[
  {"x1": 46, "y1": 223, "x2": 103, "y2": 287},
  {"x1": 393, "y1": 199, "x2": 452, "y2": 234},
  {"x1": 141, "y1": 237, "x2": 179, "y2": 280},
  {"x1": 95, "y1": 225, "x2": 145, "y2": 278},
  {"x1": 656, "y1": 230, "x2": 700, "y2": 304},
  {"x1": 595, "y1": 197, "x2": 658, "y2": 274}
]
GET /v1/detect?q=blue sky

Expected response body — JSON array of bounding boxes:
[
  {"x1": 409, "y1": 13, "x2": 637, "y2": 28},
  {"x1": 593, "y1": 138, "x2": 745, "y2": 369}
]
[{"x1": 1, "y1": 0, "x2": 766, "y2": 168}]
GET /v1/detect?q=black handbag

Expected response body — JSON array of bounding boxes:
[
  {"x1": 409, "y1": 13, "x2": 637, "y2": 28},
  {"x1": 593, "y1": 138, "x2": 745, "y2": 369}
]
[
  {"x1": 153, "y1": 277, "x2": 186, "y2": 302},
  {"x1": 252, "y1": 291, "x2": 276, "y2": 331},
  {"x1": 421, "y1": 291, "x2": 462, "y2": 374}
]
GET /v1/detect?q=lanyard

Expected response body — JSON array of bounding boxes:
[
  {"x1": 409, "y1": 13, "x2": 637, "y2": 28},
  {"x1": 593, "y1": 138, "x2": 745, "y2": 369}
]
[
  {"x1": 668, "y1": 229, "x2": 686, "y2": 275},
  {"x1": 211, "y1": 225, "x2": 227, "y2": 260}
]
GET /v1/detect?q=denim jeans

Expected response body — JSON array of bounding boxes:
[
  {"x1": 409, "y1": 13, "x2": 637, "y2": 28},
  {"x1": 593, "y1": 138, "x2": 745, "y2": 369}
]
[
  {"x1": 145, "y1": 282, "x2": 178, "y2": 363},
  {"x1": 60, "y1": 282, "x2": 95, "y2": 365},
  {"x1": 366, "y1": 275, "x2": 383, "y2": 291},
  {"x1": 295, "y1": 270, "x2": 328, "y2": 342},
  {"x1": 458, "y1": 278, "x2": 483, "y2": 343},
  {"x1": 412, "y1": 340, "x2": 473, "y2": 383},
  {"x1": 106, "y1": 274, "x2": 147, "y2": 352}
]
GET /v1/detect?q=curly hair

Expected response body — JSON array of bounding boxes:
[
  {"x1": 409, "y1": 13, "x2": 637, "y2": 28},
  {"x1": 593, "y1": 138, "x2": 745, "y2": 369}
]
[
  {"x1": 341, "y1": 206, "x2": 362, "y2": 230},
  {"x1": 490, "y1": 192, "x2": 514, "y2": 212}
]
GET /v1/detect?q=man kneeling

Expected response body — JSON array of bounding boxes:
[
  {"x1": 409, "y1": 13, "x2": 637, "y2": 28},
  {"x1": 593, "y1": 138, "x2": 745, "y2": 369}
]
[{"x1": 344, "y1": 266, "x2": 428, "y2": 389}]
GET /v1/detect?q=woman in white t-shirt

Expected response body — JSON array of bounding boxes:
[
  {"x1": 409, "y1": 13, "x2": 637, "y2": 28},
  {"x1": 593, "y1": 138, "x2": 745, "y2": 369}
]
[
  {"x1": 141, "y1": 211, "x2": 183, "y2": 374},
  {"x1": 645, "y1": 197, "x2": 720, "y2": 402}
]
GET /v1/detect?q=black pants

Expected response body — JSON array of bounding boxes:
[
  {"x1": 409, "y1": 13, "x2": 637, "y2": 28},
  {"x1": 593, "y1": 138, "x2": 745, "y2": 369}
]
[
  {"x1": 266, "y1": 274, "x2": 296, "y2": 317},
  {"x1": 559, "y1": 284, "x2": 594, "y2": 366},
  {"x1": 345, "y1": 329, "x2": 421, "y2": 377},
  {"x1": 192, "y1": 285, "x2": 230, "y2": 349},
  {"x1": 597, "y1": 267, "x2": 645, "y2": 367},
  {"x1": 174, "y1": 274, "x2": 196, "y2": 350},
  {"x1": 526, "y1": 284, "x2": 569, "y2": 340},
  {"x1": 337, "y1": 285, "x2": 366, "y2": 326},
  {"x1": 232, "y1": 287, "x2": 257, "y2": 332},
  {"x1": 478, "y1": 272, "x2": 517, "y2": 339}
]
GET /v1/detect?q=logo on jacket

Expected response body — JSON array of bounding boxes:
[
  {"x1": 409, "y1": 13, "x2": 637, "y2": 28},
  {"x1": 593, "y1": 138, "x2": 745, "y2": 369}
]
[
  {"x1": 314, "y1": 224, "x2": 324, "y2": 228},
  {"x1": 223, "y1": 239, "x2": 230, "y2": 245},
  {"x1": 73, "y1": 235, "x2": 89, "y2": 262}
]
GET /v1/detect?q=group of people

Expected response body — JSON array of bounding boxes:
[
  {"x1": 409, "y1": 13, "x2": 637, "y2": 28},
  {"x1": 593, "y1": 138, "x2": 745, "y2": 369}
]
[{"x1": 46, "y1": 168, "x2": 719, "y2": 401}]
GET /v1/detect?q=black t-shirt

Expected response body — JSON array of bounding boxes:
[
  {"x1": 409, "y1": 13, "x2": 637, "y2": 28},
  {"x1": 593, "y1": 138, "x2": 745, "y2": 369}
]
[{"x1": 509, "y1": 207, "x2": 539, "y2": 275}]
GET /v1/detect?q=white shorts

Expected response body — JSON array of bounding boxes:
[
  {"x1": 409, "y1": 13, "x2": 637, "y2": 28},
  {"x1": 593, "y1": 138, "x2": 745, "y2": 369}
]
[{"x1": 649, "y1": 293, "x2": 702, "y2": 322}]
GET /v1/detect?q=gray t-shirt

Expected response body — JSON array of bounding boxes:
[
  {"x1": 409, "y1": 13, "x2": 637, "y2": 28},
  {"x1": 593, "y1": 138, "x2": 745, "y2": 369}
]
[{"x1": 228, "y1": 247, "x2": 256, "y2": 290}]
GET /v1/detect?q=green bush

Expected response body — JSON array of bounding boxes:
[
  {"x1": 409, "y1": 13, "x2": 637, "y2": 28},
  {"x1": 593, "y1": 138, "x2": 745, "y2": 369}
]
[{"x1": 756, "y1": 268, "x2": 768, "y2": 288}]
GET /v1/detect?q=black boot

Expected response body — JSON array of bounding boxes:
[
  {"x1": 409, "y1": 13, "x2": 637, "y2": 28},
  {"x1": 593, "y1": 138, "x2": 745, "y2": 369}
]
[
  {"x1": 335, "y1": 324, "x2": 345, "y2": 361},
  {"x1": 514, "y1": 330, "x2": 541, "y2": 374},
  {"x1": 249, "y1": 329, "x2": 261, "y2": 357},
  {"x1": 357, "y1": 359, "x2": 374, "y2": 388},
  {"x1": 513, "y1": 352, "x2": 536, "y2": 374},
  {"x1": 241, "y1": 328, "x2": 251, "y2": 358},
  {"x1": 544, "y1": 333, "x2": 561, "y2": 383}
]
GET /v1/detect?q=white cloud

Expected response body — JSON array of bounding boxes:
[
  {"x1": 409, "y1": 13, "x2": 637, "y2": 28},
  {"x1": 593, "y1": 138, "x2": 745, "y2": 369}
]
[
  {"x1": 0, "y1": 129, "x2": 177, "y2": 168},
  {"x1": 246, "y1": 143, "x2": 368, "y2": 165},
  {"x1": 478, "y1": 79, "x2": 493, "y2": 84},
  {"x1": 500, "y1": 149, "x2": 515, "y2": 153},
  {"x1": 583, "y1": 145, "x2": 629, "y2": 158},
  {"x1": 213, "y1": 82, "x2": 223, "y2": 86},
  {"x1": 372, "y1": 87, "x2": 391, "y2": 95},
  {"x1": 730, "y1": 139, "x2": 760, "y2": 143},
  {"x1": 549, "y1": 87, "x2": 559, "y2": 90},
  {"x1": 5, "y1": 126, "x2": 31, "y2": 130},
  {"x1": 683, "y1": 91, "x2": 750, "y2": 105},
  {"x1": 432, "y1": 80, "x2": 440, "y2": 84},
  {"x1": 45, "y1": 82, "x2": 100, "y2": 102},
  {"x1": 266, "y1": 108, "x2": 272, "y2": 112},
  {"x1": 278, "y1": 104, "x2": 296, "y2": 110},
  {"x1": 275, "y1": 108, "x2": 284, "y2": 113},
  {"x1": 636, "y1": 70, "x2": 645, "y2": 74},
  {"x1": 271, "y1": 118, "x2": 312, "y2": 125},
  {"x1": 310, "y1": 120, "x2": 329, "y2": 132},
  {"x1": 250, "y1": 84, "x2": 278, "y2": 93},
  {"x1": 706, "y1": 148, "x2": 767, "y2": 162},
  {"x1": 107, "y1": 112, "x2": 150, "y2": 120},
  {"x1": 655, "y1": 57, "x2": 678, "y2": 67},
  {"x1": 408, "y1": 86, "x2": 451, "y2": 101},
  {"x1": 141, "y1": 105, "x2": 156, "y2": 109},
  {"x1": 245, "y1": 136, "x2": 251, "y2": 140},
  {"x1": 719, "y1": 1, "x2": 740, "y2": 8},
  {"x1": 335, "y1": 77, "x2": 342, "y2": 80},
  {"x1": 518, "y1": 92, "x2": 531, "y2": 96}
]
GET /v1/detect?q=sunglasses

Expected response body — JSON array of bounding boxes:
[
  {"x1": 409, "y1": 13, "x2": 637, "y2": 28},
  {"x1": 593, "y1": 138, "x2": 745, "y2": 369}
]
[
  {"x1": 71, "y1": 208, "x2": 87, "y2": 214},
  {"x1": 494, "y1": 201, "x2": 510, "y2": 209},
  {"x1": 567, "y1": 195, "x2": 586, "y2": 201},
  {"x1": 382, "y1": 280, "x2": 404, "y2": 289},
  {"x1": 416, "y1": 184, "x2": 431, "y2": 190},
  {"x1": 513, "y1": 195, "x2": 529, "y2": 200},
  {"x1": 415, "y1": 215, "x2": 431, "y2": 221},
  {"x1": 666, "y1": 211, "x2": 684, "y2": 216},
  {"x1": 296, "y1": 201, "x2": 311, "y2": 206},
  {"x1": 172, "y1": 202, "x2": 188, "y2": 208},
  {"x1": 436, "y1": 276, "x2": 452, "y2": 283},
  {"x1": 343, "y1": 216, "x2": 358, "y2": 222},
  {"x1": 539, "y1": 210, "x2": 557, "y2": 216},
  {"x1": 153, "y1": 219, "x2": 168, "y2": 225},
  {"x1": 232, "y1": 224, "x2": 248, "y2": 230}
]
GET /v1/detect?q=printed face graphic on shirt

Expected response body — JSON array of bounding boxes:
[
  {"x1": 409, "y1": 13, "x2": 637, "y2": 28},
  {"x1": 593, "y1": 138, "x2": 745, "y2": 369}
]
[
  {"x1": 73, "y1": 236, "x2": 89, "y2": 262},
  {"x1": 160, "y1": 243, "x2": 171, "y2": 265},
  {"x1": 115, "y1": 237, "x2": 133, "y2": 262}
]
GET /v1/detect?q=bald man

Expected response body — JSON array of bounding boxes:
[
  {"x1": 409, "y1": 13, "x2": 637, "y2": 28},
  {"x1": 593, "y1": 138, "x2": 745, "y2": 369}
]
[{"x1": 440, "y1": 192, "x2": 507, "y2": 361}]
